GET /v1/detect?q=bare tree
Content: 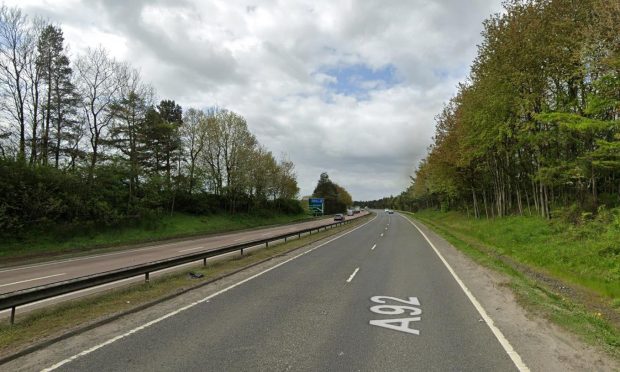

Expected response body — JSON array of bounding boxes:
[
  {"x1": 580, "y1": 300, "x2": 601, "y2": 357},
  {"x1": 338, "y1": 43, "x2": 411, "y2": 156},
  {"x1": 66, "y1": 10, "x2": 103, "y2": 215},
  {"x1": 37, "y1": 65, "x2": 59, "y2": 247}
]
[
  {"x1": 74, "y1": 47, "x2": 121, "y2": 180},
  {"x1": 0, "y1": 5, "x2": 34, "y2": 161},
  {"x1": 181, "y1": 108, "x2": 208, "y2": 194}
]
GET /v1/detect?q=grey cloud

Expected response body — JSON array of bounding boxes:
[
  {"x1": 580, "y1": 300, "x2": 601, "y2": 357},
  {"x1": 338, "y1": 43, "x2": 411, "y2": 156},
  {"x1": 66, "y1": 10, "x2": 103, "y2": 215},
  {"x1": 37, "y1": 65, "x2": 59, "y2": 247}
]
[{"x1": 7, "y1": 0, "x2": 504, "y2": 200}]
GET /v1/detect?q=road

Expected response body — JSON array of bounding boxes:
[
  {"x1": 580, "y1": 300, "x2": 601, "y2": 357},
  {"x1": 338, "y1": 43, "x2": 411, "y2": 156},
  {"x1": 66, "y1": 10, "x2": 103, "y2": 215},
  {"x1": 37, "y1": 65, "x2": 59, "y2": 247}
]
[
  {"x1": 40, "y1": 211, "x2": 525, "y2": 371},
  {"x1": 0, "y1": 214, "x2": 366, "y2": 295}
]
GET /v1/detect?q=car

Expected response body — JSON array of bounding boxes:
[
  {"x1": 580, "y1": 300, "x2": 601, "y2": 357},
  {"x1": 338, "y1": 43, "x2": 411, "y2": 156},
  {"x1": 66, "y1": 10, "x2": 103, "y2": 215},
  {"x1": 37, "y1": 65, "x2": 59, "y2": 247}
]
[
  {"x1": 388, "y1": 210, "x2": 394, "y2": 214},
  {"x1": 334, "y1": 213, "x2": 344, "y2": 221}
]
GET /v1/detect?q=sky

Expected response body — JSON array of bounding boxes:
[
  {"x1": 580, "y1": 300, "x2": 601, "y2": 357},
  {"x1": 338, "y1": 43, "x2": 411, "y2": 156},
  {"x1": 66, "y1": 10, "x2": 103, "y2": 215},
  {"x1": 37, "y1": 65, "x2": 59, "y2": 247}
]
[{"x1": 10, "y1": 0, "x2": 504, "y2": 200}]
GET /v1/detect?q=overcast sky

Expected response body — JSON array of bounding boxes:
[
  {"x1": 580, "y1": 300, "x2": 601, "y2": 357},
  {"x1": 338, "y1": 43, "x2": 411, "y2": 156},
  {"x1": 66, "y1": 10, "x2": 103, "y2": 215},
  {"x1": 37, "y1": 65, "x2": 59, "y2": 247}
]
[{"x1": 11, "y1": 0, "x2": 503, "y2": 200}]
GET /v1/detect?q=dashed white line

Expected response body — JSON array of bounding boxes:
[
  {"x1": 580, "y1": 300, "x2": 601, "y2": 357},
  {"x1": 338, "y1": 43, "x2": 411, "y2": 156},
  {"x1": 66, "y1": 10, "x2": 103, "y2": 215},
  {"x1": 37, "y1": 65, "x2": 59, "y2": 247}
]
[
  {"x1": 41, "y1": 214, "x2": 378, "y2": 371},
  {"x1": 371, "y1": 244, "x2": 377, "y2": 251},
  {"x1": 346, "y1": 268, "x2": 360, "y2": 283},
  {"x1": 380, "y1": 233, "x2": 384, "y2": 237},
  {"x1": 178, "y1": 246, "x2": 205, "y2": 253},
  {"x1": 0, "y1": 273, "x2": 66, "y2": 288}
]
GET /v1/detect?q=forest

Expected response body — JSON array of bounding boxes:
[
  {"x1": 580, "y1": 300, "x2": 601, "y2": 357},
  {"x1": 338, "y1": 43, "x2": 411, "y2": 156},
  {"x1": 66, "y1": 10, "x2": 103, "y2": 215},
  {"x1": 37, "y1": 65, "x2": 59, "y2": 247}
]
[
  {"x1": 378, "y1": 0, "x2": 619, "y2": 220},
  {"x1": 0, "y1": 5, "x2": 301, "y2": 237}
]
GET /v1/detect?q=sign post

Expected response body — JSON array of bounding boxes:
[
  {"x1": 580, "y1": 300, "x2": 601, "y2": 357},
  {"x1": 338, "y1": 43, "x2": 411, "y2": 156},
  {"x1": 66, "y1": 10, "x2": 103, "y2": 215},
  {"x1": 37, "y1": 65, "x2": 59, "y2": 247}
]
[{"x1": 308, "y1": 198, "x2": 325, "y2": 216}]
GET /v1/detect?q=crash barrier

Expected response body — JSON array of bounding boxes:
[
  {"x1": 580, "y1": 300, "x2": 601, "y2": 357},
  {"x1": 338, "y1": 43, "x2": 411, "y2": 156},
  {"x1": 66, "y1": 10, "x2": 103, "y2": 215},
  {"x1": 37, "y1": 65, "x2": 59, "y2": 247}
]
[{"x1": 0, "y1": 216, "x2": 361, "y2": 324}]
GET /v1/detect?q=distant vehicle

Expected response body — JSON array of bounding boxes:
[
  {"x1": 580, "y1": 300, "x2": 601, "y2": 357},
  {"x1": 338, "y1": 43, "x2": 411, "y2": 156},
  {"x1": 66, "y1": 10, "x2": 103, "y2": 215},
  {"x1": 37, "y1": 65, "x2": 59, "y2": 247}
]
[
  {"x1": 353, "y1": 206, "x2": 361, "y2": 214},
  {"x1": 334, "y1": 213, "x2": 344, "y2": 221},
  {"x1": 388, "y1": 210, "x2": 394, "y2": 214},
  {"x1": 346, "y1": 209, "x2": 354, "y2": 216},
  {"x1": 384, "y1": 208, "x2": 389, "y2": 212}
]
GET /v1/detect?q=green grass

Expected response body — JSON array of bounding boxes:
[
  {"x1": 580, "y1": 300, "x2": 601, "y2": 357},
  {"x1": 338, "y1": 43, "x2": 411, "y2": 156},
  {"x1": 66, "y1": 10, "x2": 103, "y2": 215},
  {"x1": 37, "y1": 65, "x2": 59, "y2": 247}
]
[
  {"x1": 412, "y1": 209, "x2": 620, "y2": 299},
  {"x1": 0, "y1": 214, "x2": 370, "y2": 357},
  {"x1": 405, "y1": 210, "x2": 620, "y2": 357},
  {"x1": 0, "y1": 212, "x2": 310, "y2": 262}
]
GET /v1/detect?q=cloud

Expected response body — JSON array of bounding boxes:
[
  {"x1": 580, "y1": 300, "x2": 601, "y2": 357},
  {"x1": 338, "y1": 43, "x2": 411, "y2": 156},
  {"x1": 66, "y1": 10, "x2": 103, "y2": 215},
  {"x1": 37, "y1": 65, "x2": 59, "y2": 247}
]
[{"x1": 9, "y1": 0, "x2": 504, "y2": 200}]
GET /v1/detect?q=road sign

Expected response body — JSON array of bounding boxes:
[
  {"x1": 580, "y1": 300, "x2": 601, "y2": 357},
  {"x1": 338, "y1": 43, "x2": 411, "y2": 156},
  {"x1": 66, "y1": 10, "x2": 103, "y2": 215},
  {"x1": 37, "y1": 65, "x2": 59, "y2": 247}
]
[{"x1": 308, "y1": 198, "x2": 324, "y2": 215}]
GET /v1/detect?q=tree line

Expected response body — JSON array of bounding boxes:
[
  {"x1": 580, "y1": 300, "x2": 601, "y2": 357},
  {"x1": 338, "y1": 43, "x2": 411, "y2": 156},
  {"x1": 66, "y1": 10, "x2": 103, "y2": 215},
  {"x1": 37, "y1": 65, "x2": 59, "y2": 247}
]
[
  {"x1": 396, "y1": 0, "x2": 618, "y2": 219},
  {"x1": 0, "y1": 5, "x2": 300, "y2": 235}
]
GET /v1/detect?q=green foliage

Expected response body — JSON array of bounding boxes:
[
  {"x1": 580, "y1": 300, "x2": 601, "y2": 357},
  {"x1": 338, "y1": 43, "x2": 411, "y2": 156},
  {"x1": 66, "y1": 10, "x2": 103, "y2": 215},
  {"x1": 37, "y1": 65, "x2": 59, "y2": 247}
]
[
  {"x1": 0, "y1": 5, "x2": 303, "y2": 245},
  {"x1": 0, "y1": 211, "x2": 308, "y2": 260},
  {"x1": 403, "y1": 0, "x2": 620, "y2": 219},
  {"x1": 312, "y1": 172, "x2": 351, "y2": 214}
]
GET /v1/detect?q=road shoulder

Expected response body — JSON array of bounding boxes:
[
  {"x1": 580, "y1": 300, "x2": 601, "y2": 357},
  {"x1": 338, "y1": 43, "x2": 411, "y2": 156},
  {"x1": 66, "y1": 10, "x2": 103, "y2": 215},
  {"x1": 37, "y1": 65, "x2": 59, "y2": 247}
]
[{"x1": 406, "y1": 215, "x2": 618, "y2": 371}]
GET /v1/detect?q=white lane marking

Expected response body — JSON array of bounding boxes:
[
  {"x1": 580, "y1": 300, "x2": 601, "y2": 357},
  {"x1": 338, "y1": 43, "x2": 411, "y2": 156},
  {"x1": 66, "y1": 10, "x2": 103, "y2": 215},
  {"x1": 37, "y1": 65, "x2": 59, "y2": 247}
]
[
  {"x1": 380, "y1": 233, "x2": 384, "y2": 237},
  {"x1": 385, "y1": 227, "x2": 388, "y2": 230},
  {"x1": 346, "y1": 268, "x2": 360, "y2": 283},
  {"x1": 400, "y1": 214, "x2": 529, "y2": 372},
  {"x1": 0, "y1": 242, "x2": 196, "y2": 274},
  {"x1": 0, "y1": 273, "x2": 66, "y2": 288},
  {"x1": 42, "y1": 215, "x2": 378, "y2": 371},
  {"x1": 371, "y1": 244, "x2": 377, "y2": 251},
  {"x1": 0, "y1": 219, "x2": 338, "y2": 274},
  {"x1": 0, "y1": 253, "x2": 241, "y2": 316},
  {"x1": 178, "y1": 246, "x2": 205, "y2": 253}
]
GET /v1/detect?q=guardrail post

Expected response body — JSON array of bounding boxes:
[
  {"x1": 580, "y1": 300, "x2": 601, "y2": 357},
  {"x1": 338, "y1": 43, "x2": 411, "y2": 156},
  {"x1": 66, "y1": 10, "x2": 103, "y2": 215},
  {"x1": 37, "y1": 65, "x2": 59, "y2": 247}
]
[
  {"x1": 266, "y1": 241, "x2": 269, "y2": 248},
  {"x1": 284, "y1": 236, "x2": 287, "y2": 242},
  {"x1": 145, "y1": 272, "x2": 150, "y2": 283},
  {"x1": 298, "y1": 233, "x2": 301, "y2": 239},
  {"x1": 203, "y1": 258, "x2": 207, "y2": 267},
  {"x1": 241, "y1": 248, "x2": 244, "y2": 256},
  {"x1": 10, "y1": 306, "x2": 15, "y2": 325}
]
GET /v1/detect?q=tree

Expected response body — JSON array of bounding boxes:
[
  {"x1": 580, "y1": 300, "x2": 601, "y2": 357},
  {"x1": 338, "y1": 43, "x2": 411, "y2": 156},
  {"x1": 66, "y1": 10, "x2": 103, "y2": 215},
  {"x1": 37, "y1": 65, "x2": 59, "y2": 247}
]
[
  {"x1": 181, "y1": 108, "x2": 208, "y2": 194},
  {"x1": 108, "y1": 67, "x2": 153, "y2": 210},
  {"x1": 36, "y1": 24, "x2": 79, "y2": 168},
  {"x1": 75, "y1": 47, "x2": 122, "y2": 181},
  {"x1": 157, "y1": 99, "x2": 182, "y2": 186},
  {"x1": 0, "y1": 6, "x2": 34, "y2": 161},
  {"x1": 312, "y1": 172, "x2": 351, "y2": 214}
]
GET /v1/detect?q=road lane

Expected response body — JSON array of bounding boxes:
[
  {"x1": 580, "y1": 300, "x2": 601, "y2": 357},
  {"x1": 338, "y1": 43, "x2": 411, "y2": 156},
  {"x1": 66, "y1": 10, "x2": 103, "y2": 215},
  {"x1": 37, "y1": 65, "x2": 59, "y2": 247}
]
[
  {"x1": 44, "y1": 211, "x2": 522, "y2": 371},
  {"x1": 0, "y1": 213, "x2": 367, "y2": 295}
]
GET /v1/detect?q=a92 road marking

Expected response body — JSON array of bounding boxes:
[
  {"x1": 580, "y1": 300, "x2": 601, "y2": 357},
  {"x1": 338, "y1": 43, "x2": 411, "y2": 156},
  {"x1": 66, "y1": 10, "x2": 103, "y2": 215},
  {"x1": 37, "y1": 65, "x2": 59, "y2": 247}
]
[{"x1": 369, "y1": 296, "x2": 422, "y2": 335}]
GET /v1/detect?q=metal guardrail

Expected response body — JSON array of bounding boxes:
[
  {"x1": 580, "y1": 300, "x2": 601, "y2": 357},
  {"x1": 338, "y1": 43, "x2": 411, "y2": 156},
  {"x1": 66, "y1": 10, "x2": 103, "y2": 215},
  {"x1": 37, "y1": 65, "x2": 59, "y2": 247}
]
[{"x1": 0, "y1": 216, "x2": 360, "y2": 324}]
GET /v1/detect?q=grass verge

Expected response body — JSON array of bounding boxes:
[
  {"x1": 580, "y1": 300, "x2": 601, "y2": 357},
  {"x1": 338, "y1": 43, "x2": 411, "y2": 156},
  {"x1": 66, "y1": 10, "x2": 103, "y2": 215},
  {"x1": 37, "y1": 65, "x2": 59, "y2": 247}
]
[
  {"x1": 0, "y1": 212, "x2": 313, "y2": 263},
  {"x1": 403, "y1": 210, "x2": 619, "y2": 359},
  {"x1": 0, "y1": 214, "x2": 370, "y2": 360}
]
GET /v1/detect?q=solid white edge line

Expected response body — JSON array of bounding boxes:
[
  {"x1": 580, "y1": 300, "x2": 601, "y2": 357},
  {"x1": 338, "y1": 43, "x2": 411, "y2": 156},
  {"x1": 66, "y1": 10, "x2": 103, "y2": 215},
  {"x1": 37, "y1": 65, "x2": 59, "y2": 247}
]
[
  {"x1": 41, "y1": 214, "x2": 378, "y2": 371},
  {"x1": 0, "y1": 273, "x2": 66, "y2": 288},
  {"x1": 346, "y1": 268, "x2": 360, "y2": 283},
  {"x1": 371, "y1": 244, "x2": 377, "y2": 251},
  {"x1": 399, "y1": 213, "x2": 529, "y2": 372}
]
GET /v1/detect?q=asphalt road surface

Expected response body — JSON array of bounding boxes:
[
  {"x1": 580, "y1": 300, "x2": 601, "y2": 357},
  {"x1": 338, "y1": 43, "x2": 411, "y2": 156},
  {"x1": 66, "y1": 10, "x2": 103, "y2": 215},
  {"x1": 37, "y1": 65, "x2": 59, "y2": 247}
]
[
  {"x1": 0, "y1": 213, "x2": 367, "y2": 296},
  {"x1": 43, "y1": 211, "x2": 525, "y2": 371}
]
